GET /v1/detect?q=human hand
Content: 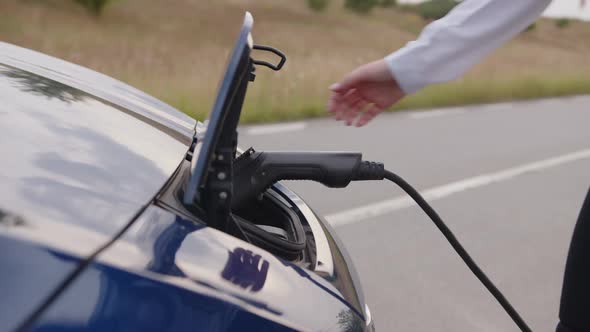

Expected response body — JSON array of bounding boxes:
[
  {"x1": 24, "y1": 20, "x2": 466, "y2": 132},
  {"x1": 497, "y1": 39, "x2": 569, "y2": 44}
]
[{"x1": 328, "y1": 59, "x2": 405, "y2": 126}]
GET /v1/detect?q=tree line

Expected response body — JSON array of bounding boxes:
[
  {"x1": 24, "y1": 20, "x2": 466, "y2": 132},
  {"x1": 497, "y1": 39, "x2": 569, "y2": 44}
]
[
  {"x1": 73, "y1": 0, "x2": 577, "y2": 30},
  {"x1": 73, "y1": 0, "x2": 457, "y2": 19},
  {"x1": 308, "y1": 0, "x2": 459, "y2": 19}
]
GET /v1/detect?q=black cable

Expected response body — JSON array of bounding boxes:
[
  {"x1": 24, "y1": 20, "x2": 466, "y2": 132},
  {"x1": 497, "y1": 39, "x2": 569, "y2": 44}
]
[
  {"x1": 383, "y1": 169, "x2": 532, "y2": 332},
  {"x1": 230, "y1": 213, "x2": 252, "y2": 244},
  {"x1": 229, "y1": 152, "x2": 531, "y2": 331}
]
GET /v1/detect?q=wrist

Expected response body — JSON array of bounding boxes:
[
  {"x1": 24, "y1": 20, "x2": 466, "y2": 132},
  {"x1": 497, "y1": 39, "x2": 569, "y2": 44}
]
[{"x1": 384, "y1": 52, "x2": 424, "y2": 95}]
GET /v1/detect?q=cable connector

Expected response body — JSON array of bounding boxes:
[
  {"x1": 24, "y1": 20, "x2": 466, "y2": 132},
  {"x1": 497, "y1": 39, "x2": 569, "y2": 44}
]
[
  {"x1": 232, "y1": 150, "x2": 382, "y2": 210},
  {"x1": 353, "y1": 161, "x2": 385, "y2": 181},
  {"x1": 230, "y1": 148, "x2": 531, "y2": 332}
]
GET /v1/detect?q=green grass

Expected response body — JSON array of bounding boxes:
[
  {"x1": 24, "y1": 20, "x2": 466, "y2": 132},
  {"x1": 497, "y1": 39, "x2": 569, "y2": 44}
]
[
  {"x1": 395, "y1": 76, "x2": 590, "y2": 111},
  {"x1": 212, "y1": 76, "x2": 590, "y2": 124},
  {"x1": 2, "y1": 0, "x2": 589, "y2": 123}
]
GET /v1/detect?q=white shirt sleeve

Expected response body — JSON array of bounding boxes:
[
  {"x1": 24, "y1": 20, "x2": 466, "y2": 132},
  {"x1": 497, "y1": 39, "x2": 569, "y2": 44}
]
[{"x1": 385, "y1": 0, "x2": 552, "y2": 94}]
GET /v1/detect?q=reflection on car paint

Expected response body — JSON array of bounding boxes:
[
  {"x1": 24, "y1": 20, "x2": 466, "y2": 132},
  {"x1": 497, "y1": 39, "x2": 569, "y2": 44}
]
[
  {"x1": 146, "y1": 216, "x2": 202, "y2": 278},
  {"x1": 272, "y1": 184, "x2": 368, "y2": 321},
  {"x1": 0, "y1": 64, "x2": 188, "y2": 255},
  {"x1": 0, "y1": 208, "x2": 26, "y2": 227},
  {"x1": 0, "y1": 41, "x2": 373, "y2": 331},
  {"x1": 221, "y1": 247, "x2": 269, "y2": 292},
  {"x1": 0, "y1": 234, "x2": 81, "y2": 331},
  {"x1": 0, "y1": 66, "x2": 86, "y2": 102},
  {"x1": 31, "y1": 251, "x2": 298, "y2": 332},
  {"x1": 92, "y1": 205, "x2": 366, "y2": 331},
  {"x1": 0, "y1": 42, "x2": 196, "y2": 137}
]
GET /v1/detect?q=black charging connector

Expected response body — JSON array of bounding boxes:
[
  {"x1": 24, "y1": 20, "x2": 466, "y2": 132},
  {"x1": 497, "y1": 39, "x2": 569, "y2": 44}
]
[
  {"x1": 232, "y1": 148, "x2": 384, "y2": 209},
  {"x1": 232, "y1": 148, "x2": 532, "y2": 332}
]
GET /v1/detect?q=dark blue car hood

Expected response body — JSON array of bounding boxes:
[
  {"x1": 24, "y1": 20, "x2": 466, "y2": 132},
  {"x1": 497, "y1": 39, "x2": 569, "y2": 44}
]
[{"x1": 0, "y1": 42, "x2": 195, "y2": 256}]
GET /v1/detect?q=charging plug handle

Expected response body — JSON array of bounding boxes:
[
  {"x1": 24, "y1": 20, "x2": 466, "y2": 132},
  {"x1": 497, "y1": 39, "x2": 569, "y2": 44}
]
[
  {"x1": 232, "y1": 150, "x2": 384, "y2": 209},
  {"x1": 231, "y1": 148, "x2": 532, "y2": 332}
]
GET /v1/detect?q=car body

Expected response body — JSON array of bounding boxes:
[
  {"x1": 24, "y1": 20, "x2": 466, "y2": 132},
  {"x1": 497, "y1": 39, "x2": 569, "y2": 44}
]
[{"x1": 0, "y1": 15, "x2": 374, "y2": 332}]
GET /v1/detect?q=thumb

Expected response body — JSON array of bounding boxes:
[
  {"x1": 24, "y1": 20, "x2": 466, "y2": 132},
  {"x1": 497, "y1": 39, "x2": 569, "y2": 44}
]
[{"x1": 330, "y1": 68, "x2": 365, "y2": 93}]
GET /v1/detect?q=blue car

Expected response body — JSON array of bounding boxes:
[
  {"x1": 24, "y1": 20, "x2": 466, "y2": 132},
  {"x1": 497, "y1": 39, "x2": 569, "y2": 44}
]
[{"x1": 0, "y1": 12, "x2": 374, "y2": 332}]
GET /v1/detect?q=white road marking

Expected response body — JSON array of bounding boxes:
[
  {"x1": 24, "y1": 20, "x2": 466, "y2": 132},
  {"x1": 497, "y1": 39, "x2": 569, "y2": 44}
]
[
  {"x1": 326, "y1": 148, "x2": 590, "y2": 227},
  {"x1": 407, "y1": 108, "x2": 466, "y2": 120},
  {"x1": 244, "y1": 122, "x2": 307, "y2": 136}
]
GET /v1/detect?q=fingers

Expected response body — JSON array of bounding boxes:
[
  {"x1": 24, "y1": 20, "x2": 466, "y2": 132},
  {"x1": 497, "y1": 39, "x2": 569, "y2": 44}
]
[
  {"x1": 328, "y1": 61, "x2": 395, "y2": 126},
  {"x1": 327, "y1": 93, "x2": 343, "y2": 118},
  {"x1": 329, "y1": 89, "x2": 369, "y2": 125},
  {"x1": 328, "y1": 90, "x2": 382, "y2": 127},
  {"x1": 328, "y1": 64, "x2": 369, "y2": 118},
  {"x1": 330, "y1": 60, "x2": 391, "y2": 93},
  {"x1": 356, "y1": 104, "x2": 383, "y2": 127},
  {"x1": 342, "y1": 94, "x2": 368, "y2": 126},
  {"x1": 328, "y1": 89, "x2": 352, "y2": 120},
  {"x1": 330, "y1": 67, "x2": 364, "y2": 93}
]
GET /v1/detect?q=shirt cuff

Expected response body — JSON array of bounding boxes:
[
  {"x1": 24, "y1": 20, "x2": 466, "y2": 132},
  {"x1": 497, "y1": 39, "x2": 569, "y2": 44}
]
[{"x1": 385, "y1": 49, "x2": 426, "y2": 95}]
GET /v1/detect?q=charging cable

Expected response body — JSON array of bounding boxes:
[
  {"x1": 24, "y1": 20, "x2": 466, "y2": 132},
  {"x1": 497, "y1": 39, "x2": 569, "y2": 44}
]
[
  {"x1": 381, "y1": 168, "x2": 532, "y2": 332},
  {"x1": 232, "y1": 150, "x2": 532, "y2": 332}
]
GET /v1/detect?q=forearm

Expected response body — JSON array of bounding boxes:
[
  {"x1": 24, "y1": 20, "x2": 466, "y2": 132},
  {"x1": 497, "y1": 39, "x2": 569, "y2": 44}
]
[{"x1": 386, "y1": 0, "x2": 552, "y2": 94}]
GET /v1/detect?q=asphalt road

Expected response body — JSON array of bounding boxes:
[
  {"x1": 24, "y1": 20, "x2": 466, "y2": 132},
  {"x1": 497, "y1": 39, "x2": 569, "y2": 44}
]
[{"x1": 239, "y1": 95, "x2": 590, "y2": 332}]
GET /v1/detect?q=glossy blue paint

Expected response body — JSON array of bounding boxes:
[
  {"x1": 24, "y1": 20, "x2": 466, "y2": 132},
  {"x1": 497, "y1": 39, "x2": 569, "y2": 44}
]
[
  {"x1": 0, "y1": 21, "x2": 374, "y2": 331},
  {"x1": 272, "y1": 184, "x2": 370, "y2": 321},
  {"x1": 80, "y1": 204, "x2": 367, "y2": 331},
  {"x1": 0, "y1": 42, "x2": 196, "y2": 139},
  {"x1": 0, "y1": 64, "x2": 189, "y2": 256},
  {"x1": 0, "y1": 232, "x2": 81, "y2": 331},
  {"x1": 30, "y1": 252, "x2": 297, "y2": 332}
]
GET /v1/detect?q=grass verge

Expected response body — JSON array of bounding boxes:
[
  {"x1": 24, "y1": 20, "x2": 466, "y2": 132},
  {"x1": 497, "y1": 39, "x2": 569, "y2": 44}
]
[
  {"x1": 1, "y1": 0, "x2": 589, "y2": 123},
  {"x1": 170, "y1": 76, "x2": 590, "y2": 124}
]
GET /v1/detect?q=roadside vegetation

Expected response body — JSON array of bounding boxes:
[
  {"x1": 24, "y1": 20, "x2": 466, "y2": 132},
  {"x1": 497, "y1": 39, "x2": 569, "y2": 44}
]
[{"x1": 1, "y1": 0, "x2": 589, "y2": 123}]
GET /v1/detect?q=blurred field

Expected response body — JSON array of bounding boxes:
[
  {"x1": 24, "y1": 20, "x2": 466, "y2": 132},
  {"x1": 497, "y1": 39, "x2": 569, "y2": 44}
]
[{"x1": 1, "y1": 0, "x2": 590, "y2": 123}]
